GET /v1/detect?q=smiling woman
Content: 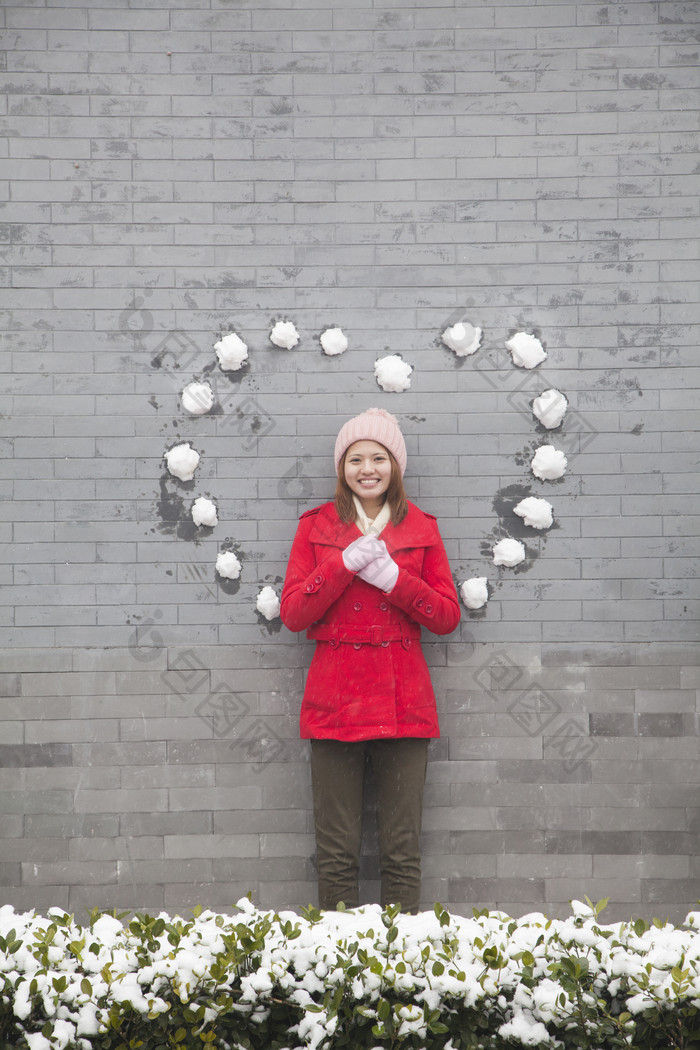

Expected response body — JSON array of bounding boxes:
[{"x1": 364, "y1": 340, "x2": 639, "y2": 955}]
[{"x1": 280, "y1": 408, "x2": 461, "y2": 914}]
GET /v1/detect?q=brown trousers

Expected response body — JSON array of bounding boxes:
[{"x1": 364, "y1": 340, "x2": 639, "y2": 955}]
[{"x1": 309, "y1": 737, "x2": 429, "y2": 913}]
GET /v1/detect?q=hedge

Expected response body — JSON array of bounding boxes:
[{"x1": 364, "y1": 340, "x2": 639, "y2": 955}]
[{"x1": 1, "y1": 896, "x2": 700, "y2": 1050}]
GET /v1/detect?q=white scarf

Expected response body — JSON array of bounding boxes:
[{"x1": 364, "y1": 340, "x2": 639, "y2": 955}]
[{"x1": 352, "y1": 494, "x2": 391, "y2": 536}]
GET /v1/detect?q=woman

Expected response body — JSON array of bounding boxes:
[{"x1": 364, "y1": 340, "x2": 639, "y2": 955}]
[{"x1": 280, "y1": 407, "x2": 460, "y2": 913}]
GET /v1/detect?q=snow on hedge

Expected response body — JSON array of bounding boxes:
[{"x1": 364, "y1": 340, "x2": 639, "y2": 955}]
[{"x1": 2, "y1": 898, "x2": 700, "y2": 1049}]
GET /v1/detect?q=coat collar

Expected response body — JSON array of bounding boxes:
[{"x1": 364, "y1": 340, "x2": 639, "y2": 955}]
[{"x1": 308, "y1": 501, "x2": 436, "y2": 552}]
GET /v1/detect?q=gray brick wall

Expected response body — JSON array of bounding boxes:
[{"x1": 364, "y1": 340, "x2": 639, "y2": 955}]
[{"x1": 2, "y1": 0, "x2": 699, "y2": 922}]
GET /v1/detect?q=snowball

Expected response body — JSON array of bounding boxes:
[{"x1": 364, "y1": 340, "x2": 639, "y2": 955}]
[
  {"x1": 24, "y1": 1035, "x2": 52, "y2": 1050},
  {"x1": 320, "y1": 327, "x2": 348, "y2": 356},
  {"x1": 215, "y1": 332, "x2": 248, "y2": 371},
  {"x1": 374, "y1": 354, "x2": 412, "y2": 393},
  {"x1": 514, "y1": 497, "x2": 553, "y2": 530},
  {"x1": 165, "y1": 443, "x2": 200, "y2": 482},
  {"x1": 216, "y1": 551, "x2": 241, "y2": 580},
  {"x1": 531, "y1": 444, "x2": 567, "y2": 480},
  {"x1": 570, "y1": 899, "x2": 597, "y2": 918},
  {"x1": 505, "y1": 332, "x2": 547, "y2": 369},
  {"x1": 192, "y1": 497, "x2": 218, "y2": 528},
  {"x1": 90, "y1": 913, "x2": 124, "y2": 944},
  {"x1": 441, "y1": 322, "x2": 482, "y2": 357},
  {"x1": 256, "y1": 586, "x2": 280, "y2": 620},
  {"x1": 499, "y1": 1014, "x2": 552, "y2": 1047},
  {"x1": 493, "y1": 538, "x2": 526, "y2": 567},
  {"x1": 182, "y1": 382, "x2": 214, "y2": 415},
  {"x1": 532, "y1": 388, "x2": 568, "y2": 430},
  {"x1": 270, "y1": 320, "x2": 299, "y2": 349},
  {"x1": 460, "y1": 577, "x2": 489, "y2": 610}
]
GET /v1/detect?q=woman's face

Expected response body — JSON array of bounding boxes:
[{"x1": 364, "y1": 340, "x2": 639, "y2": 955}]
[{"x1": 343, "y1": 440, "x2": 392, "y2": 506}]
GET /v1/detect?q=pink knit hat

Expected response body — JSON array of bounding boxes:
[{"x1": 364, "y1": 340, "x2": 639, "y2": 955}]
[{"x1": 334, "y1": 407, "x2": 407, "y2": 476}]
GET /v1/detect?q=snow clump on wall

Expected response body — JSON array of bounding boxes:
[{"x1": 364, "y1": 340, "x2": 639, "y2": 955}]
[
  {"x1": 256, "y1": 586, "x2": 281, "y2": 620},
  {"x1": 374, "y1": 354, "x2": 412, "y2": 392},
  {"x1": 493, "y1": 538, "x2": 526, "y2": 568},
  {"x1": 215, "y1": 551, "x2": 242, "y2": 580},
  {"x1": 460, "y1": 577, "x2": 489, "y2": 610},
  {"x1": 532, "y1": 388, "x2": 568, "y2": 430},
  {"x1": 514, "y1": 496, "x2": 553, "y2": 530},
  {"x1": 181, "y1": 382, "x2": 214, "y2": 415},
  {"x1": 531, "y1": 445, "x2": 567, "y2": 480},
  {"x1": 164, "y1": 443, "x2": 200, "y2": 482},
  {"x1": 505, "y1": 332, "x2": 547, "y2": 369},
  {"x1": 441, "y1": 321, "x2": 482, "y2": 357},
  {"x1": 215, "y1": 332, "x2": 248, "y2": 371},
  {"x1": 191, "y1": 497, "x2": 218, "y2": 528},
  {"x1": 320, "y1": 327, "x2": 348, "y2": 356},
  {"x1": 269, "y1": 320, "x2": 300, "y2": 349}
]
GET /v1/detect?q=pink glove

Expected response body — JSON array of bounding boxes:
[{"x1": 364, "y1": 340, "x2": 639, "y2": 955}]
[
  {"x1": 357, "y1": 540, "x2": 399, "y2": 593},
  {"x1": 342, "y1": 534, "x2": 385, "y2": 572}
]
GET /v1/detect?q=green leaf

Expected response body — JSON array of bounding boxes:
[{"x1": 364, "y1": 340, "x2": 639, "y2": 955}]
[
  {"x1": 81, "y1": 978, "x2": 92, "y2": 996},
  {"x1": 377, "y1": 998, "x2": 390, "y2": 1021}
]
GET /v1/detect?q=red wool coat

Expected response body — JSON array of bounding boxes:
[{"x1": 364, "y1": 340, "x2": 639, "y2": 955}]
[{"x1": 280, "y1": 500, "x2": 461, "y2": 742}]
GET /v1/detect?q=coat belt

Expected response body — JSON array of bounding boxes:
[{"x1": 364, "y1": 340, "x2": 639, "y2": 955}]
[{"x1": 307, "y1": 623, "x2": 421, "y2": 648}]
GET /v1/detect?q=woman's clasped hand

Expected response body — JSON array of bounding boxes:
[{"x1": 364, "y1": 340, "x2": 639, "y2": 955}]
[{"x1": 342, "y1": 534, "x2": 399, "y2": 592}]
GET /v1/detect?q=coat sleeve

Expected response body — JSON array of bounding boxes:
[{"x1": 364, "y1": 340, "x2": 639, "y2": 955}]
[
  {"x1": 387, "y1": 523, "x2": 461, "y2": 636},
  {"x1": 280, "y1": 512, "x2": 357, "y2": 633}
]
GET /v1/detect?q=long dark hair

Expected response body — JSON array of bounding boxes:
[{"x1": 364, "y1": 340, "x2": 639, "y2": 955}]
[{"x1": 334, "y1": 447, "x2": 408, "y2": 527}]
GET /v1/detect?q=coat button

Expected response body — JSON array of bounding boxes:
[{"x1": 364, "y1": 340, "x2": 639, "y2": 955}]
[
  {"x1": 353, "y1": 642, "x2": 362, "y2": 650},
  {"x1": 353, "y1": 602, "x2": 362, "y2": 611},
  {"x1": 415, "y1": 598, "x2": 424, "y2": 608},
  {"x1": 305, "y1": 583, "x2": 314, "y2": 593},
  {"x1": 379, "y1": 602, "x2": 388, "y2": 611},
  {"x1": 425, "y1": 604, "x2": 433, "y2": 614},
  {"x1": 314, "y1": 575, "x2": 323, "y2": 585},
  {"x1": 381, "y1": 640, "x2": 389, "y2": 648}
]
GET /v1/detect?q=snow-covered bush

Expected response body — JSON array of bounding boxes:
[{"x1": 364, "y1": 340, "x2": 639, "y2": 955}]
[{"x1": 2, "y1": 897, "x2": 700, "y2": 1050}]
